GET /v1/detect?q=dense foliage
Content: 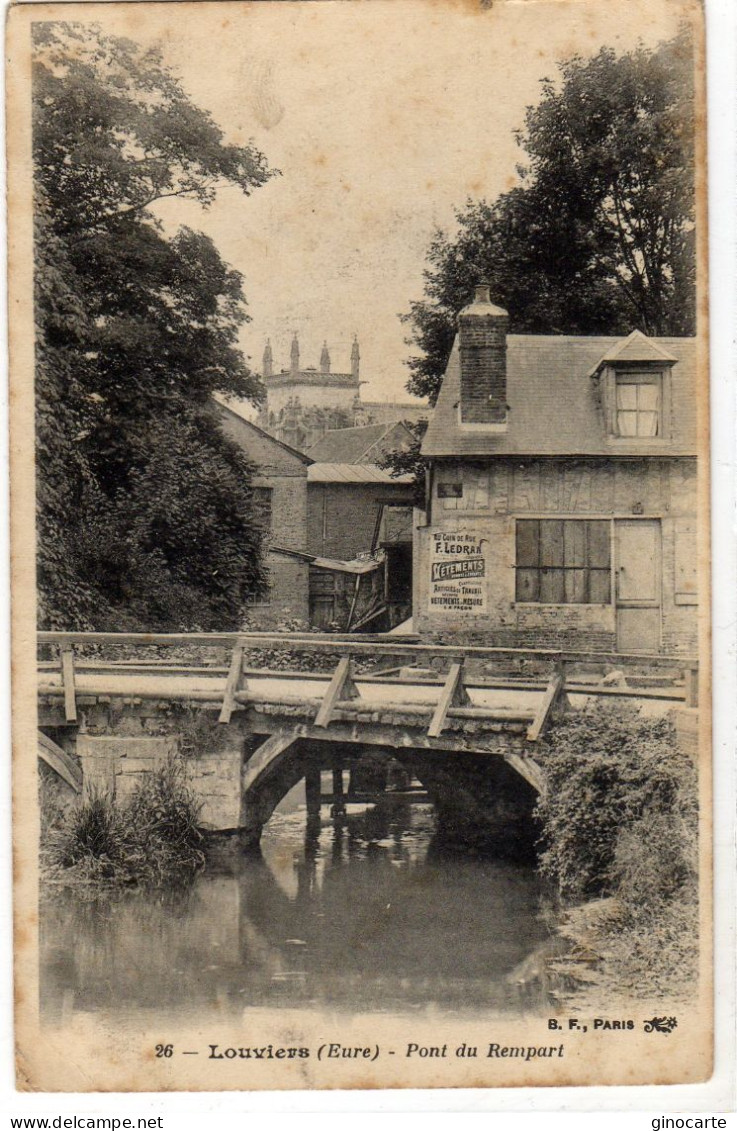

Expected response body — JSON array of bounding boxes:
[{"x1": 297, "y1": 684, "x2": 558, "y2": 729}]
[
  {"x1": 34, "y1": 23, "x2": 275, "y2": 629},
  {"x1": 535, "y1": 705, "x2": 699, "y2": 998},
  {"x1": 535, "y1": 706, "x2": 697, "y2": 901},
  {"x1": 403, "y1": 31, "x2": 696, "y2": 403}
]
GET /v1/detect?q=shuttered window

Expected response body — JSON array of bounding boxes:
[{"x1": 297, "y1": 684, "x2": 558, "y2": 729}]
[{"x1": 516, "y1": 519, "x2": 611, "y2": 604}]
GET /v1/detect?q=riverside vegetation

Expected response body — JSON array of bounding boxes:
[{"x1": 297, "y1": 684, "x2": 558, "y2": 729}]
[
  {"x1": 535, "y1": 705, "x2": 699, "y2": 1002},
  {"x1": 41, "y1": 758, "x2": 206, "y2": 890}
]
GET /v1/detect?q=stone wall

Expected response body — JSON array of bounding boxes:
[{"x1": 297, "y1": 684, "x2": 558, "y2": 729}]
[
  {"x1": 415, "y1": 457, "x2": 698, "y2": 654},
  {"x1": 71, "y1": 705, "x2": 247, "y2": 831},
  {"x1": 218, "y1": 401, "x2": 311, "y2": 627}
]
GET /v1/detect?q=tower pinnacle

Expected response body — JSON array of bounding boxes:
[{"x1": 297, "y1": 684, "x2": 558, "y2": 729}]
[
  {"x1": 351, "y1": 334, "x2": 360, "y2": 380},
  {"x1": 320, "y1": 341, "x2": 331, "y2": 374},
  {"x1": 290, "y1": 333, "x2": 300, "y2": 375},
  {"x1": 262, "y1": 338, "x2": 273, "y2": 379}
]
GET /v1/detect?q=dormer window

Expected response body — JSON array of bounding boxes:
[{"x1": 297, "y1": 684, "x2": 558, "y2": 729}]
[
  {"x1": 615, "y1": 372, "x2": 661, "y2": 437},
  {"x1": 587, "y1": 330, "x2": 676, "y2": 444}
]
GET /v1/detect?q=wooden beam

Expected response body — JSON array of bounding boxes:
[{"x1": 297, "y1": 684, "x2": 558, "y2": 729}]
[
  {"x1": 505, "y1": 753, "x2": 545, "y2": 794},
  {"x1": 428, "y1": 661, "x2": 470, "y2": 738},
  {"x1": 38, "y1": 731, "x2": 83, "y2": 793},
  {"x1": 314, "y1": 656, "x2": 359, "y2": 728},
  {"x1": 527, "y1": 668, "x2": 566, "y2": 742},
  {"x1": 60, "y1": 647, "x2": 77, "y2": 723},
  {"x1": 243, "y1": 731, "x2": 299, "y2": 792},
  {"x1": 345, "y1": 574, "x2": 362, "y2": 632},
  {"x1": 219, "y1": 642, "x2": 245, "y2": 724},
  {"x1": 37, "y1": 631, "x2": 695, "y2": 672}
]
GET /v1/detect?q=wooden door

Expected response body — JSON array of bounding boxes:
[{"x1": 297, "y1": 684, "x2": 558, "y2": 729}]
[{"x1": 615, "y1": 520, "x2": 661, "y2": 653}]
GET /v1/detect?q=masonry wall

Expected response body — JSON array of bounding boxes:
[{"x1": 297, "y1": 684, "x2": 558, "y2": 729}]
[
  {"x1": 217, "y1": 405, "x2": 310, "y2": 627},
  {"x1": 307, "y1": 480, "x2": 415, "y2": 561},
  {"x1": 247, "y1": 471, "x2": 310, "y2": 626},
  {"x1": 267, "y1": 381, "x2": 358, "y2": 416},
  {"x1": 414, "y1": 457, "x2": 698, "y2": 655}
]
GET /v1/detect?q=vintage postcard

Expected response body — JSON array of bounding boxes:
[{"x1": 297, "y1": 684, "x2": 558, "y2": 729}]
[{"x1": 9, "y1": 0, "x2": 712, "y2": 1093}]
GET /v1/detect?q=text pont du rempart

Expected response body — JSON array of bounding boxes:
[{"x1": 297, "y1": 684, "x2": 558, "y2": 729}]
[{"x1": 406, "y1": 1043, "x2": 565, "y2": 1060}]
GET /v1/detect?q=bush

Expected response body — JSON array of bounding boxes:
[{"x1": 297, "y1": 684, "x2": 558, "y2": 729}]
[
  {"x1": 44, "y1": 758, "x2": 205, "y2": 889},
  {"x1": 534, "y1": 705, "x2": 697, "y2": 903},
  {"x1": 535, "y1": 704, "x2": 700, "y2": 1000}
]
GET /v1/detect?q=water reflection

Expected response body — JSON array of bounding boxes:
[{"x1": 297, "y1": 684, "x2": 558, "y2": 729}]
[{"x1": 41, "y1": 792, "x2": 553, "y2": 1026}]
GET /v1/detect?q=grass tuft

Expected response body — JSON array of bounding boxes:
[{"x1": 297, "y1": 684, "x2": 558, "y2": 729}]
[{"x1": 42, "y1": 757, "x2": 206, "y2": 890}]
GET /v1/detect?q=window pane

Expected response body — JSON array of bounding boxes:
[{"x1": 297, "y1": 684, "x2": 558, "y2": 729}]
[
  {"x1": 564, "y1": 521, "x2": 586, "y2": 566},
  {"x1": 617, "y1": 411, "x2": 638, "y2": 436},
  {"x1": 637, "y1": 383, "x2": 660, "y2": 411},
  {"x1": 540, "y1": 520, "x2": 565, "y2": 567},
  {"x1": 616, "y1": 383, "x2": 638, "y2": 409},
  {"x1": 565, "y1": 568, "x2": 587, "y2": 604},
  {"x1": 540, "y1": 568, "x2": 565, "y2": 603},
  {"x1": 638, "y1": 411, "x2": 659, "y2": 437},
  {"x1": 587, "y1": 521, "x2": 611, "y2": 568},
  {"x1": 516, "y1": 520, "x2": 540, "y2": 567},
  {"x1": 516, "y1": 569, "x2": 539, "y2": 602},
  {"x1": 589, "y1": 569, "x2": 612, "y2": 604}
]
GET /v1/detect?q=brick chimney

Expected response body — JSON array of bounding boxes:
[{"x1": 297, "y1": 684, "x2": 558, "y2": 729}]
[{"x1": 458, "y1": 283, "x2": 508, "y2": 424}]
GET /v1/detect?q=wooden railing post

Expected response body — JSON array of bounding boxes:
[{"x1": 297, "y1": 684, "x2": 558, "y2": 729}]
[
  {"x1": 428, "y1": 658, "x2": 470, "y2": 738},
  {"x1": 60, "y1": 646, "x2": 77, "y2": 723},
  {"x1": 219, "y1": 641, "x2": 245, "y2": 723},
  {"x1": 527, "y1": 660, "x2": 567, "y2": 742},
  {"x1": 315, "y1": 654, "x2": 359, "y2": 728}
]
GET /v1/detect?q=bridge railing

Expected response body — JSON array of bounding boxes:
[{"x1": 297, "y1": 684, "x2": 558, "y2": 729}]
[
  {"x1": 36, "y1": 629, "x2": 698, "y2": 669},
  {"x1": 37, "y1": 631, "x2": 700, "y2": 720}
]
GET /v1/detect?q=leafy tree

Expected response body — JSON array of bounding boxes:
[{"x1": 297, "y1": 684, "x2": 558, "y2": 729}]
[
  {"x1": 375, "y1": 420, "x2": 428, "y2": 507},
  {"x1": 34, "y1": 23, "x2": 276, "y2": 630},
  {"x1": 403, "y1": 31, "x2": 695, "y2": 404}
]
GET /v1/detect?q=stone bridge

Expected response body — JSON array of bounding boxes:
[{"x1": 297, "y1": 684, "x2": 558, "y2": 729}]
[{"x1": 37, "y1": 631, "x2": 698, "y2": 855}]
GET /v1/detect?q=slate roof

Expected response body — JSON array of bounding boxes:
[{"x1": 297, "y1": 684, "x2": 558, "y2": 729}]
[
  {"x1": 422, "y1": 334, "x2": 698, "y2": 459},
  {"x1": 307, "y1": 463, "x2": 413, "y2": 484},
  {"x1": 307, "y1": 422, "x2": 403, "y2": 463}
]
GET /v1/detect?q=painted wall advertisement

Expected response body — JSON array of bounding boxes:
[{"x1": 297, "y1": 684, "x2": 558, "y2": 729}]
[{"x1": 429, "y1": 531, "x2": 487, "y2": 613}]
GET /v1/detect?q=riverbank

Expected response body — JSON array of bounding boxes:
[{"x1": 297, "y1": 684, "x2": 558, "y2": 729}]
[
  {"x1": 535, "y1": 705, "x2": 699, "y2": 1006},
  {"x1": 41, "y1": 757, "x2": 206, "y2": 891}
]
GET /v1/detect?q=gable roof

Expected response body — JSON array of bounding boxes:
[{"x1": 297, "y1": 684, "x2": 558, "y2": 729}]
[
  {"x1": 422, "y1": 334, "x2": 697, "y2": 459},
  {"x1": 307, "y1": 421, "x2": 413, "y2": 464},
  {"x1": 215, "y1": 397, "x2": 314, "y2": 464},
  {"x1": 585, "y1": 329, "x2": 679, "y2": 376}
]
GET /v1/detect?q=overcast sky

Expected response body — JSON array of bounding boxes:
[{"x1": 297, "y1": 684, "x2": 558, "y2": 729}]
[{"x1": 115, "y1": 0, "x2": 686, "y2": 402}]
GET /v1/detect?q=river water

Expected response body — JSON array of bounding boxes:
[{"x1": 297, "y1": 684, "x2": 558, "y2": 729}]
[{"x1": 40, "y1": 781, "x2": 554, "y2": 1027}]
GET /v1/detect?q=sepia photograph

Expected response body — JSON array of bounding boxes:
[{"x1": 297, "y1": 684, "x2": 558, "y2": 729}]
[{"x1": 8, "y1": 0, "x2": 713, "y2": 1093}]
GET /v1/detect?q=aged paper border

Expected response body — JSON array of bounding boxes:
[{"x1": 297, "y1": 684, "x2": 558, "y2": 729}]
[{"x1": 4, "y1": 0, "x2": 735, "y2": 1111}]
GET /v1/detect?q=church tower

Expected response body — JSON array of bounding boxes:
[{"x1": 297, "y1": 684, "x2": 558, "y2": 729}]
[
  {"x1": 262, "y1": 339, "x2": 273, "y2": 379},
  {"x1": 290, "y1": 333, "x2": 300, "y2": 375},
  {"x1": 320, "y1": 341, "x2": 331, "y2": 374},
  {"x1": 351, "y1": 335, "x2": 360, "y2": 380}
]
